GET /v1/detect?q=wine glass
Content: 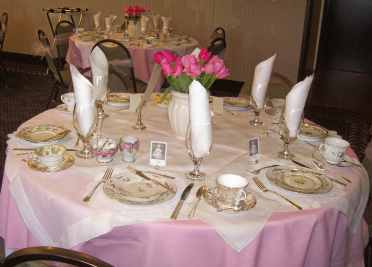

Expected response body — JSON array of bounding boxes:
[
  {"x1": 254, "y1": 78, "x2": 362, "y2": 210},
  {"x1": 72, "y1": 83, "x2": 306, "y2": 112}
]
[
  {"x1": 249, "y1": 97, "x2": 263, "y2": 126},
  {"x1": 185, "y1": 121, "x2": 212, "y2": 180},
  {"x1": 278, "y1": 120, "x2": 296, "y2": 159},
  {"x1": 73, "y1": 104, "x2": 97, "y2": 159}
]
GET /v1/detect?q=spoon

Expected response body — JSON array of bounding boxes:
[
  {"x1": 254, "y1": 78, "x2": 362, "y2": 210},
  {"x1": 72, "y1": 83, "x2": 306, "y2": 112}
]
[{"x1": 188, "y1": 186, "x2": 207, "y2": 218}]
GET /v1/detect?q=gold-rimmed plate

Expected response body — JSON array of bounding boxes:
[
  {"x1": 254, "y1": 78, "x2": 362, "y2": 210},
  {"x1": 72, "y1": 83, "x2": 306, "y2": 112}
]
[
  {"x1": 298, "y1": 123, "x2": 328, "y2": 142},
  {"x1": 16, "y1": 124, "x2": 70, "y2": 143},
  {"x1": 27, "y1": 153, "x2": 75, "y2": 172},
  {"x1": 203, "y1": 187, "x2": 256, "y2": 212},
  {"x1": 266, "y1": 167, "x2": 332, "y2": 194},
  {"x1": 103, "y1": 171, "x2": 177, "y2": 205},
  {"x1": 224, "y1": 97, "x2": 252, "y2": 111},
  {"x1": 107, "y1": 93, "x2": 130, "y2": 108}
]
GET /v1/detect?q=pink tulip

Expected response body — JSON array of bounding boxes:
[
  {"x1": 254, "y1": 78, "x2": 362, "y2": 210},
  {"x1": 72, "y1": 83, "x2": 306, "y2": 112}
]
[
  {"x1": 199, "y1": 48, "x2": 211, "y2": 62},
  {"x1": 181, "y1": 55, "x2": 202, "y2": 78},
  {"x1": 215, "y1": 67, "x2": 230, "y2": 79},
  {"x1": 173, "y1": 58, "x2": 183, "y2": 77},
  {"x1": 160, "y1": 61, "x2": 173, "y2": 76},
  {"x1": 203, "y1": 55, "x2": 229, "y2": 78},
  {"x1": 153, "y1": 50, "x2": 177, "y2": 64}
]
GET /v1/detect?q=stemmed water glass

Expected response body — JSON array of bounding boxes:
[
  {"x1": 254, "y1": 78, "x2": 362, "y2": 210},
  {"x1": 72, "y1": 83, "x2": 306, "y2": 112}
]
[
  {"x1": 73, "y1": 104, "x2": 97, "y2": 159},
  {"x1": 278, "y1": 120, "x2": 296, "y2": 159},
  {"x1": 249, "y1": 97, "x2": 264, "y2": 126},
  {"x1": 185, "y1": 121, "x2": 212, "y2": 180}
]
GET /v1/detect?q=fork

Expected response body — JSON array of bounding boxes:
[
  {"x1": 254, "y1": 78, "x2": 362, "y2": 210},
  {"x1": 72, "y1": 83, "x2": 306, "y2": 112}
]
[
  {"x1": 250, "y1": 164, "x2": 280, "y2": 175},
  {"x1": 83, "y1": 168, "x2": 113, "y2": 202},
  {"x1": 253, "y1": 177, "x2": 303, "y2": 210}
]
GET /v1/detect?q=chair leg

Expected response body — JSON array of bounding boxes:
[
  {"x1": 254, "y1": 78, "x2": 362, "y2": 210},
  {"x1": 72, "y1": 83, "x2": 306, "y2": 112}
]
[{"x1": 130, "y1": 68, "x2": 137, "y2": 93}]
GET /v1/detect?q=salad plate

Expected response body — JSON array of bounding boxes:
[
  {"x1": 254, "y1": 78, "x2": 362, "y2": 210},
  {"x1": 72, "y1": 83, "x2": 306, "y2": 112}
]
[
  {"x1": 16, "y1": 124, "x2": 70, "y2": 144},
  {"x1": 106, "y1": 93, "x2": 130, "y2": 109},
  {"x1": 298, "y1": 123, "x2": 328, "y2": 143}
]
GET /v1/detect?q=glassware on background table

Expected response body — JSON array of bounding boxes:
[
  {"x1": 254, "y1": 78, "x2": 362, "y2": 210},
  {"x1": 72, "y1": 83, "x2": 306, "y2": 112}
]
[
  {"x1": 185, "y1": 122, "x2": 211, "y2": 180},
  {"x1": 73, "y1": 104, "x2": 97, "y2": 159}
]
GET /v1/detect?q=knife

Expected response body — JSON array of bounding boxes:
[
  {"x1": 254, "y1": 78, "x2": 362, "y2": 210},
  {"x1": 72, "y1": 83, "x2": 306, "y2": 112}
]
[
  {"x1": 291, "y1": 159, "x2": 312, "y2": 169},
  {"x1": 130, "y1": 167, "x2": 176, "y2": 193},
  {"x1": 170, "y1": 183, "x2": 194, "y2": 219}
]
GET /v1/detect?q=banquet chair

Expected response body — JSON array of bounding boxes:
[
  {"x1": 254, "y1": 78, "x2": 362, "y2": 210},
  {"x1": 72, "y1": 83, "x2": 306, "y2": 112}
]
[
  {"x1": 91, "y1": 39, "x2": 137, "y2": 93},
  {"x1": 54, "y1": 20, "x2": 75, "y2": 69},
  {"x1": 0, "y1": 246, "x2": 114, "y2": 267},
  {"x1": 208, "y1": 37, "x2": 226, "y2": 59},
  {"x1": 210, "y1": 27, "x2": 226, "y2": 41},
  {"x1": 37, "y1": 29, "x2": 69, "y2": 106},
  {"x1": 0, "y1": 11, "x2": 8, "y2": 50}
]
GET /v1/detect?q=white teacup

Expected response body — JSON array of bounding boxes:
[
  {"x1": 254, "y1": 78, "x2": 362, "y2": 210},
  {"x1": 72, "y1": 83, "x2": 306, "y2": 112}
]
[
  {"x1": 61, "y1": 92, "x2": 75, "y2": 112},
  {"x1": 216, "y1": 174, "x2": 248, "y2": 208},
  {"x1": 34, "y1": 144, "x2": 66, "y2": 168},
  {"x1": 319, "y1": 137, "x2": 350, "y2": 164}
]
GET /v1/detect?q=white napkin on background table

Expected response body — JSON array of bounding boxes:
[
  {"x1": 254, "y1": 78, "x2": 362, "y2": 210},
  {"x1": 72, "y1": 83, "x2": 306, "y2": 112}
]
[
  {"x1": 90, "y1": 46, "x2": 108, "y2": 101},
  {"x1": 251, "y1": 54, "x2": 276, "y2": 108},
  {"x1": 189, "y1": 80, "x2": 212, "y2": 158},
  {"x1": 70, "y1": 64, "x2": 96, "y2": 136},
  {"x1": 284, "y1": 75, "x2": 313, "y2": 137}
]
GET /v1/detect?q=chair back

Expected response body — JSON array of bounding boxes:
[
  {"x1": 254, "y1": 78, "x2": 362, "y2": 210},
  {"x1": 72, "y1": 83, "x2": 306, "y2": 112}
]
[
  {"x1": 2, "y1": 246, "x2": 114, "y2": 267},
  {"x1": 208, "y1": 37, "x2": 226, "y2": 58},
  {"x1": 0, "y1": 12, "x2": 8, "y2": 50},
  {"x1": 210, "y1": 27, "x2": 225, "y2": 40},
  {"x1": 54, "y1": 20, "x2": 75, "y2": 64},
  {"x1": 37, "y1": 29, "x2": 66, "y2": 87},
  {"x1": 92, "y1": 39, "x2": 137, "y2": 92}
]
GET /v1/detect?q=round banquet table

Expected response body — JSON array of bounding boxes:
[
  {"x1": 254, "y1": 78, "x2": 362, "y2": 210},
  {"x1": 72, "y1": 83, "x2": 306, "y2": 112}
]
[
  {"x1": 0, "y1": 100, "x2": 369, "y2": 267},
  {"x1": 66, "y1": 32, "x2": 198, "y2": 87}
]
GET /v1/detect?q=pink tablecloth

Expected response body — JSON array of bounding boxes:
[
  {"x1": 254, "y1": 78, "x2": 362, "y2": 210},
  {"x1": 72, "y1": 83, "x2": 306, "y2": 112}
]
[{"x1": 1, "y1": 175, "x2": 367, "y2": 267}]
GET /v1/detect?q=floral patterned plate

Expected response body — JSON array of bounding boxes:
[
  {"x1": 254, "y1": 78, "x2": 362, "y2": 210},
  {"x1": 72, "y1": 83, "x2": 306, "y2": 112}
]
[
  {"x1": 298, "y1": 123, "x2": 328, "y2": 142},
  {"x1": 16, "y1": 124, "x2": 70, "y2": 143},
  {"x1": 27, "y1": 153, "x2": 75, "y2": 172}
]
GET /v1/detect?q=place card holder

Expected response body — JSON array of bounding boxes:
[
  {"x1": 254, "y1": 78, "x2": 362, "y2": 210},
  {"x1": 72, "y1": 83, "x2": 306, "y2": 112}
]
[
  {"x1": 248, "y1": 137, "x2": 260, "y2": 164},
  {"x1": 212, "y1": 97, "x2": 224, "y2": 115}
]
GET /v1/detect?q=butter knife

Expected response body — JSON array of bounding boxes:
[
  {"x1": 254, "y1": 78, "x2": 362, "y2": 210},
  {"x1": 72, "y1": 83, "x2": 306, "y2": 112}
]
[
  {"x1": 291, "y1": 159, "x2": 312, "y2": 169},
  {"x1": 131, "y1": 167, "x2": 176, "y2": 194},
  {"x1": 170, "y1": 183, "x2": 194, "y2": 219}
]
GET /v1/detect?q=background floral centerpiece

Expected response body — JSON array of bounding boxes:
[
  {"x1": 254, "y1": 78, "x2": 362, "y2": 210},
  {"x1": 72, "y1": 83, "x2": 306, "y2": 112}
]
[
  {"x1": 154, "y1": 48, "x2": 229, "y2": 138},
  {"x1": 123, "y1": 5, "x2": 147, "y2": 22}
]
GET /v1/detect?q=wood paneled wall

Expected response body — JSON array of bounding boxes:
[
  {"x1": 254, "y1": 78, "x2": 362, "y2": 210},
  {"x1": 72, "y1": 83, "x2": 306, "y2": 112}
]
[{"x1": 0, "y1": 0, "x2": 306, "y2": 93}]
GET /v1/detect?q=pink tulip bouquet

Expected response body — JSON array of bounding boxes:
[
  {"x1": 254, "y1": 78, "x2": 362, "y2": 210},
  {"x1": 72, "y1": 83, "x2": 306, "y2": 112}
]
[{"x1": 153, "y1": 48, "x2": 229, "y2": 93}]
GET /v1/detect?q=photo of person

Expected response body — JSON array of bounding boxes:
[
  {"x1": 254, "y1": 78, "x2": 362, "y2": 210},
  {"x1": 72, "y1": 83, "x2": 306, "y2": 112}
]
[
  {"x1": 152, "y1": 143, "x2": 165, "y2": 160},
  {"x1": 150, "y1": 141, "x2": 167, "y2": 167},
  {"x1": 248, "y1": 137, "x2": 260, "y2": 157}
]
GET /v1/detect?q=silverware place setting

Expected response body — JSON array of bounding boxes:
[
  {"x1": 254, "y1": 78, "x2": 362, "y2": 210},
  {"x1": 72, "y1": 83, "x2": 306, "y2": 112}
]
[{"x1": 83, "y1": 168, "x2": 113, "y2": 202}]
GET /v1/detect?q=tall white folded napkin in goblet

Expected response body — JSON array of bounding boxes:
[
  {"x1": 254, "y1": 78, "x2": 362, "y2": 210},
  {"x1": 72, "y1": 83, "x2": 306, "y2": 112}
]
[
  {"x1": 90, "y1": 46, "x2": 108, "y2": 101},
  {"x1": 251, "y1": 54, "x2": 276, "y2": 108},
  {"x1": 93, "y1": 12, "x2": 102, "y2": 30},
  {"x1": 70, "y1": 64, "x2": 96, "y2": 136},
  {"x1": 284, "y1": 75, "x2": 314, "y2": 137},
  {"x1": 189, "y1": 80, "x2": 212, "y2": 158}
]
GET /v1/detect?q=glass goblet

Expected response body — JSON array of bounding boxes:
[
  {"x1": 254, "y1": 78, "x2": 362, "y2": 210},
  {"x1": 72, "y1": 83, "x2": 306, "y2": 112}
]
[
  {"x1": 73, "y1": 104, "x2": 97, "y2": 159},
  {"x1": 184, "y1": 122, "x2": 211, "y2": 180},
  {"x1": 249, "y1": 98, "x2": 264, "y2": 126},
  {"x1": 278, "y1": 122, "x2": 296, "y2": 159}
]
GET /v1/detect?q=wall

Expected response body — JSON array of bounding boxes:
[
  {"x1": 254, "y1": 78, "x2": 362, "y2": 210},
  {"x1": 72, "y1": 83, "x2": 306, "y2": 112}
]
[{"x1": 0, "y1": 0, "x2": 306, "y2": 93}]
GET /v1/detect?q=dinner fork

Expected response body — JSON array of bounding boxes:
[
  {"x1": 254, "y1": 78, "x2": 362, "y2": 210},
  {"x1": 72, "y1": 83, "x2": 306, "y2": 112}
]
[
  {"x1": 83, "y1": 168, "x2": 113, "y2": 202},
  {"x1": 250, "y1": 164, "x2": 280, "y2": 175},
  {"x1": 253, "y1": 177, "x2": 303, "y2": 210}
]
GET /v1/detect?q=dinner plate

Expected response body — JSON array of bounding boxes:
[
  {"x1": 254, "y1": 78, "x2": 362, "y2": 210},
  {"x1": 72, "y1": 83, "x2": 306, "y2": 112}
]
[
  {"x1": 27, "y1": 153, "x2": 75, "y2": 172},
  {"x1": 103, "y1": 171, "x2": 177, "y2": 205},
  {"x1": 106, "y1": 93, "x2": 130, "y2": 109},
  {"x1": 16, "y1": 124, "x2": 70, "y2": 143},
  {"x1": 203, "y1": 187, "x2": 256, "y2": 212},
  {"x1": 298, "y1": 123, "x2": 328, "y2": 142},
  {"x1": 266, "y1": 167, "x2": 332, "y2": 194},
  {"x1": 224, "y1": 97, "x2": 252, "y2": 111}
]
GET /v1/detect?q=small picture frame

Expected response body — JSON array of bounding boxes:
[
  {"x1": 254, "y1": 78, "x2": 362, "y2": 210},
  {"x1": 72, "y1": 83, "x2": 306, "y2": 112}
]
[
  {"x1": 149, "y1": 141, "x2": 167, "y2": 167},
  {"x1": 248, "y1": 137, "x2": 260, "y2": 163}
]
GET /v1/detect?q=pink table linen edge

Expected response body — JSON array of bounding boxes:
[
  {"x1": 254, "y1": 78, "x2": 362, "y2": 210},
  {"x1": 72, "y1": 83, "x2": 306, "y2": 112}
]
[{"x1": 0, "y1": 173, "x2": 368, "y2": 267}]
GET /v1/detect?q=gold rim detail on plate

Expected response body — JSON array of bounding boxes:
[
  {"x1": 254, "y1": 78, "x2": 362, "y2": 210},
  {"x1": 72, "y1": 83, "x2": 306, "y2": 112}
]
[
  {"x1": 266, "y1": 167, "x2": 332, "y2": 194},
  {"x1": 299, "y1": 123, "x2": 328, "y2": 140},
  {"x1": 103, "y1": 173, "x2": 177, "y2": 205},
  {"x1": 27, "y1": 153, "x2": 75, "y2": 172},
  {"x1": 203, "y1": 187, "x2": 256, "y2": 212},
  {"x1": 223, "y1": 97, "x2": 251, "y2": 108},
  {"x1": 16, "y1": 124, "x2": 70, "y2": 143},
  {"x1": 107, "y1": 93, "x2": 130, "y2": 104}
]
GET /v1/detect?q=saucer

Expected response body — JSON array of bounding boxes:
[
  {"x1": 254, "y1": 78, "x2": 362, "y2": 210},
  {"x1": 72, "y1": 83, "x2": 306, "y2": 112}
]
[
  {"x1": 27, "y1": 153, "x2": 75, "y2": 172},
  {"x1": 203, "y1": 187, "x2": 256, "y2": 212},
  {"x1": 313, "y1": 150, "x2": 352, "y2": 167}
]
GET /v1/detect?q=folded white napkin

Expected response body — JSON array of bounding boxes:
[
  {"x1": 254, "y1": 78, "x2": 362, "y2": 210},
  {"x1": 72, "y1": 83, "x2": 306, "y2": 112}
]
[
  {"x1": 70, "y1": 64, "x2": 96, "y2": 136},
  {"x1": 189, "y1": 80, "x2": 212, "y2": 158},
  {"x1": 90, "y1": 46, "x2": 108, "y2": 101},
  {"x1": 251, "y1": 54, "x2": 276, "y2": 108},
  {"x1": 93, "y1": 12, "x2": 101, "y2": 30},
  {"x1": 284, "y1": 75, "x2": 313, "y2": 137}
]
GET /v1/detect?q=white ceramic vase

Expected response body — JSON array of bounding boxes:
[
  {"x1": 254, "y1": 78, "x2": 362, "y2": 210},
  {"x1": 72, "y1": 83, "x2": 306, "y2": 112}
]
[{"x1": 168, "y1": 91, "x2": 189, "y2": 139}]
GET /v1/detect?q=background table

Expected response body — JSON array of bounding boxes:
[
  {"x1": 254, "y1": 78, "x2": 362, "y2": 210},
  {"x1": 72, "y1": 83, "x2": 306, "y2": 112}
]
[
  {"x1": 66, "y1": 33, "x2": 198, "y2": 86},
  {"x1": 0, "y1": 103, "x2": 369, "y2": 267}
]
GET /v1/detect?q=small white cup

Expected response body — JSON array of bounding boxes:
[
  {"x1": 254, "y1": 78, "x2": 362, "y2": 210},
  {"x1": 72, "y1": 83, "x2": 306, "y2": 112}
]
[
  {"x1": 61, "y1": 92, "x2": 75, "y2": 112},
  {"x1": 34, "y1": 144, "x2": 66, "y2": 168},
  {"x1": 319, "y1": 137, "x2": 350, "y2": 164},
  {"x1": 216, "y1": 174, "x2": 248, "y2": 208}
]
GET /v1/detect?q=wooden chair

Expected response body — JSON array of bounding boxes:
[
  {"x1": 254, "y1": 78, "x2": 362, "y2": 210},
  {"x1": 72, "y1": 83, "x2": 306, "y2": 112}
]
[
  {"x1": 0, "y1": 12, "x2": 8, "y2": 50},
  {"x1": 91, "y1": 39, "x2": 137, "y2": 93},
  {"x1": 54, "y1": 20, "x2": 75, "y2": 68},
  {"x1": 207, "y1": 37, "x2": 226, "y2": 59}
]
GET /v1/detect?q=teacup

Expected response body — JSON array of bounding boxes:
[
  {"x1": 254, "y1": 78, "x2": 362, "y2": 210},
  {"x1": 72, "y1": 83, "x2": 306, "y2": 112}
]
[
  {"x1": 319, "y1": 137, "x2": 350, "y2": 164},
  {"x1": 216, "y1": 174, "x2": 248, "y2": 209},
  {"x1": 34, "y1": 144, "x2": 66, "y2": 168},
  {"x1": 92, "y1": 137, "x2": 118, "y2": 163},
  {"x1": 61, "y1": 92, "x2": 75, "y2": 112}
]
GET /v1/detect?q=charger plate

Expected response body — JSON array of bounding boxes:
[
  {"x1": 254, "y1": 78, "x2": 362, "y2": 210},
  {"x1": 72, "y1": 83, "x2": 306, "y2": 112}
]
[
  {"x1": 298, "y1": 123, "x2": 328, "y2": 142},
  {"x1": 103, "y1": 172, "x2": 177, "y2": 205},
  {"x1": 266, "y1": 167, "x2": 332, "y2": 194},
  {"x1": 27, "y1": 153, "x2": 75, "y2": 172},
  {"x1": 16, "y1": 124, "x2": 70, "y2": 143},
  {"x1": 203, "y1": 187, "x2": 256, "y2": 212}
]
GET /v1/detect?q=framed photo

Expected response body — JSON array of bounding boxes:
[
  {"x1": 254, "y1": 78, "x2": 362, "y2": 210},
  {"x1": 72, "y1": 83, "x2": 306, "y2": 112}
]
[
  {"x1": 248, "y1": 137, "x2": 260, "y2": 162},
  {"x1": 149, "y1": 141, "x2": 167, "y2": 167}
]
